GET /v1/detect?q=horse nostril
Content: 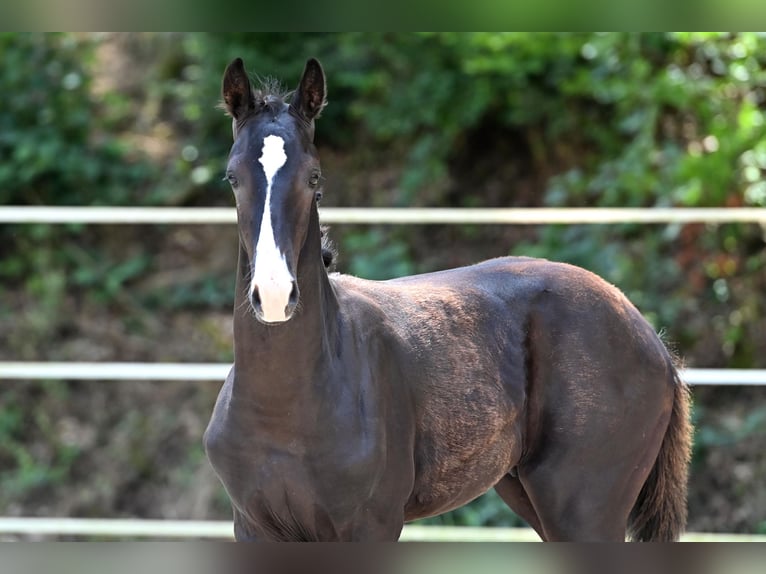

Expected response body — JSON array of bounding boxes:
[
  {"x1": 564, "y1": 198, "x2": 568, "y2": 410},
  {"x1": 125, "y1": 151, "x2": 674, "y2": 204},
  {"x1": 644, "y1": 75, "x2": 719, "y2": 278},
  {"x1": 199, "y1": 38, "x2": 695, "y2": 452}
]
[{"x1": 251, "y1": 286, "x2": 262, "y2": 308}]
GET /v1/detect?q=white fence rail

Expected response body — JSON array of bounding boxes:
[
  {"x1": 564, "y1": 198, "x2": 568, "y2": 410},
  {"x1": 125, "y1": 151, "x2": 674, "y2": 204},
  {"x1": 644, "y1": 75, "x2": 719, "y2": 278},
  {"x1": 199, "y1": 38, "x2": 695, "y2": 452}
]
[
  {"x1": 1, "y1": 206, "x2": 766, "y2": 225},
  {"x1": 0, "y1": 362, "x2": 764, "y2": 386},
  {"x1": 1, "y1": 518, "x2": 765, "y2": 541}
]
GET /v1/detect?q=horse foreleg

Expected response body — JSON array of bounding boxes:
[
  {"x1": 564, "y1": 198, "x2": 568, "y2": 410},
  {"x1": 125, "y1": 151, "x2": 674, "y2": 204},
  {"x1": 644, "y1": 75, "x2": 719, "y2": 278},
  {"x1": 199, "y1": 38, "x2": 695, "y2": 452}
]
[
  {"x1": 493, "y1": 474, "x2": 547, "y2": 541},
  {"x1": 232, "y1": 508, "x2": 263, "y2": 541}
]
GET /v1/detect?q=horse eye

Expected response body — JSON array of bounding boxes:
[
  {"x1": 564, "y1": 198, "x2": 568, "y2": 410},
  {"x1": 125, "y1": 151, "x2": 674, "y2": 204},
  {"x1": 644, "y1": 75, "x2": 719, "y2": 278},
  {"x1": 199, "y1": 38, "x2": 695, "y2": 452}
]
[
  {"x1": 224, "y1": 172, "x2": 238, "y2": 188},
  {"x1": 308, "y1": 172, "x2": 321, "y2": 188}
]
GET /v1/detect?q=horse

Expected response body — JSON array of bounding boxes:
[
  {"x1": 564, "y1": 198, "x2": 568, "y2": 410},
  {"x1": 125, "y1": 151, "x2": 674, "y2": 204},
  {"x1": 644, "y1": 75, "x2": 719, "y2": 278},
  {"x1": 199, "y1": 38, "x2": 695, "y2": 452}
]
[{"x1": 203, "y1": 57, "x2": 693, "y2": 541}]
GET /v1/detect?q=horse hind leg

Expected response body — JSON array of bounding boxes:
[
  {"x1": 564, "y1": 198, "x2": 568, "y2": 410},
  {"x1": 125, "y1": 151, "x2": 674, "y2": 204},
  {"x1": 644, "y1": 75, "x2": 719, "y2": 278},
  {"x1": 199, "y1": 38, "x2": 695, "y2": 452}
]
[
  {"x1": 515, "y1": 368, "x2": 672, "y2": 540},
  {"x1": 493, "y1": 473, "x2": 548, "y2": 541},
  {"x1": 517, "y1": 461, "x2": 630, "y2": 542},
  {"x1": 514, "y1": 417, "x2": 667, "y2": 542}
]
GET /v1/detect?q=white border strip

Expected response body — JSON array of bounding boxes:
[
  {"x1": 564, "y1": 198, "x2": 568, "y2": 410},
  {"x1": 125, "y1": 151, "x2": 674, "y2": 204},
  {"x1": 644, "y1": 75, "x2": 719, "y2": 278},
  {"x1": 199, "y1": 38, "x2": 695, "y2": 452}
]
[
  {"x1": 0, "y1": 363, "x2": 763, "y2": 386},
  {"x1": 1, "y1": 206, "x2": 765, "y2": 225}
]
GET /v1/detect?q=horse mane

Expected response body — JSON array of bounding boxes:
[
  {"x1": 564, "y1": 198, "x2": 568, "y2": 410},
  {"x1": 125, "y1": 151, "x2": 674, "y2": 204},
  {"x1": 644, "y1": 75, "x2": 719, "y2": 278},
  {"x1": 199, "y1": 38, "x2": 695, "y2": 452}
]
[
  {"x1": 219, "y1": 76, "x2": 292, "y2": 120},
  {"x1": 320, "y1": 226, "x2": 337, "y2": 271},
  {"x1": 253, "y1": 77, "x2": 292, "y2": 114}
]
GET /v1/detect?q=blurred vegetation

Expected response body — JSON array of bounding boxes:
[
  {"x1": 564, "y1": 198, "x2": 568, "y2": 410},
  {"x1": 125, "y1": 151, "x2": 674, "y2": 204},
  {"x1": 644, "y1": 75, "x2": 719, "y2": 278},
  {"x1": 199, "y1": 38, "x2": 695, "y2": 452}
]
[{"x1": 2, "y1": 33, "x2": 766, "y2": 533}]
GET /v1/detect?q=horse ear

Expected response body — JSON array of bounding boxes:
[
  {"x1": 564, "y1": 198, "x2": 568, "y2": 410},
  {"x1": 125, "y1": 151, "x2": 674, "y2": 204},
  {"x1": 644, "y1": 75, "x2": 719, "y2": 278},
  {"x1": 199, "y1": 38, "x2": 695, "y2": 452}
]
[
  {"x1": 291, "y1": 58, "x2": 326, "y2": 122},
  {"x1": 222, "y1": 57, "x2": 254, "y2": 121}
]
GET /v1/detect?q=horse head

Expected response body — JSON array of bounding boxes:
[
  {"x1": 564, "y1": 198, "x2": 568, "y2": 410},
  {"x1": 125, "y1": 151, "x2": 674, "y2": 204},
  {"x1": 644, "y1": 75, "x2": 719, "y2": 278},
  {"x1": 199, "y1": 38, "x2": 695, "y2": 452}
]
[{"x1": 222, "y1": 57, "x2": 327, "y2": 324}]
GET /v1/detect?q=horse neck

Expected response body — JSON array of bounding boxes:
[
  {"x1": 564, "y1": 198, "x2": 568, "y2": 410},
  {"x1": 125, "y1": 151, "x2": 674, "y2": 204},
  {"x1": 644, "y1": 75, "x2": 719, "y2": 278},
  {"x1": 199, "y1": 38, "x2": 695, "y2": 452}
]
[{"x1": 232, "y1": 204, "x2": 338, "y2": 400}]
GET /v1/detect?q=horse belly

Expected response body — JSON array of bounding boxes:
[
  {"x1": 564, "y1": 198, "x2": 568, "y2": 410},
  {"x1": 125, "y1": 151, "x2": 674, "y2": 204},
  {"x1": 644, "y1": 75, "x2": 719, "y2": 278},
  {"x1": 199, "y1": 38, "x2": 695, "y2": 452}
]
[{"x1": 404, "y1": 412, "x2": 522, "y2": 520}]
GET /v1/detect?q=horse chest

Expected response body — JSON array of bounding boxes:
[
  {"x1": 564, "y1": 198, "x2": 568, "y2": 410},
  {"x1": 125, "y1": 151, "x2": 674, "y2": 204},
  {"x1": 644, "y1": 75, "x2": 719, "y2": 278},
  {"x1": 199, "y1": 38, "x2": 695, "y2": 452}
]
[{"x1": 205, "y1": 382, "x2": 391, "y2": 539}]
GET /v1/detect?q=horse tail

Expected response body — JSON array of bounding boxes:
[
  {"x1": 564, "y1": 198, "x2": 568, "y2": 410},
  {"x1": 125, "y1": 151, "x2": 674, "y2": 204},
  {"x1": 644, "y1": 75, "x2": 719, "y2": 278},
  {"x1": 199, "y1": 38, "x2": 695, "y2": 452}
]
[{"x1": 627, "y1": 363, "x2": 693, "y2": 541}]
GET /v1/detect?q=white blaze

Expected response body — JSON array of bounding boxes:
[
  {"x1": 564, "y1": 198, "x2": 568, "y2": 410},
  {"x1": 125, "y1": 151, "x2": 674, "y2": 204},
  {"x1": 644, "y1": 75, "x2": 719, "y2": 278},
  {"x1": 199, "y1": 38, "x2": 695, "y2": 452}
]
[{"x1": 251, "y1": 135, "x2": 293, "y2": 323}]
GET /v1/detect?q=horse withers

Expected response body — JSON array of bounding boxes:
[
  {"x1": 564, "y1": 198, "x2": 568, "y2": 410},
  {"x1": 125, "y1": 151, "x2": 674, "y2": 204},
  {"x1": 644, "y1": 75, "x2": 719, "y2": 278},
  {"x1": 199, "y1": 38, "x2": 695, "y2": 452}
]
[{"x1": 203, "y1": 57, "x2": 693, "y2": 541}]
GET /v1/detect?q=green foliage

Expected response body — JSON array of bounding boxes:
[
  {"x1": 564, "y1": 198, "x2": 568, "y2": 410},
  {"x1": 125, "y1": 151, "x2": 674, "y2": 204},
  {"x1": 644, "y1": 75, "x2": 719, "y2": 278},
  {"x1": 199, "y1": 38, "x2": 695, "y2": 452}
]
[
  {"x1": 0, "y1": 383, "x2": 79, "y2": 505},
  {"x1": 0, "y1": 33, "x2": 157, "y2": 333},
  {"x1": 342, "y1": 228, "x2": 415, "y2": 280},
  {"x1": 0, "y1": 33, "x2": 154, "y2": 207},
  {"x1": 142, "y1": 275, "x2": 234, "y2": 310},
  {"x1": 693, "y1": 402, "x2": 766, "y2": 453}
]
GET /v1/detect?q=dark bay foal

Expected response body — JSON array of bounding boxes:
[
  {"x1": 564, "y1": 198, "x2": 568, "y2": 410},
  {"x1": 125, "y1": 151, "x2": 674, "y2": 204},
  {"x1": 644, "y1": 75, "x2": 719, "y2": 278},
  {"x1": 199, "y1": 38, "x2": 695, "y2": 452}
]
[{"x1": 203, "y1": 57, "x2": 692, "y2": 541}]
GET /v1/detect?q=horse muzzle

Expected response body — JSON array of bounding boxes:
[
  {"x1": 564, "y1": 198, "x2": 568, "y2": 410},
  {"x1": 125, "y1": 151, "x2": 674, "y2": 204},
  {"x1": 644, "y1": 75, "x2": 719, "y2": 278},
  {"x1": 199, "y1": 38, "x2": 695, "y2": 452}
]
[{"x1": 250, "y1": 275, "x2": 299, "y2": 323}]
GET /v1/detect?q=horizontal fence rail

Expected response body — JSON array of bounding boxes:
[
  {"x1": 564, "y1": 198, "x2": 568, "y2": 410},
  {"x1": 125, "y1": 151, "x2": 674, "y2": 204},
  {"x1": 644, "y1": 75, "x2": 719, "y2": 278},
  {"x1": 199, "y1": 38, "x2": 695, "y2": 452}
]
[
  {"x1": 1, "y1": 206, "x2": 766, "y2": 225},
  {"x1": 1, "y1": 518, "x2": 765, "y2": 542},
  {"x1": 0, "y1": 363, "x2": 764, "y2": 386}
]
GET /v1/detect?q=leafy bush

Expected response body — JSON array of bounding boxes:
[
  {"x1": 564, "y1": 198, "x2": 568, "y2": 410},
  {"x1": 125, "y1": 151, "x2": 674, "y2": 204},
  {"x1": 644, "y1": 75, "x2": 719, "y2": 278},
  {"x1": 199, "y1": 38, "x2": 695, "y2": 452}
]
[
  {"x1": 0, "y1": 33, "x2": 154, "y2": 207},
  {"x1": 0, "y1": 33, "x2": 156, "y2": 305}
]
